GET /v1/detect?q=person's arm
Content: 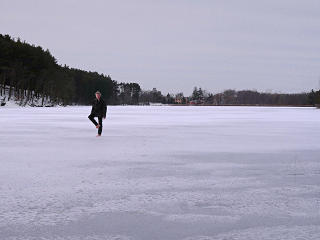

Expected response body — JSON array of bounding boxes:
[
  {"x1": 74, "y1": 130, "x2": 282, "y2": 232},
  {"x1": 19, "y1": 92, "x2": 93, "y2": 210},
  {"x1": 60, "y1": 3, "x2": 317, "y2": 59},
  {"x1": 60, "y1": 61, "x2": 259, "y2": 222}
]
[
  {"x1": 103, "y1": 99, "x2": 107, "y2": 118},
  {"x1": 91, "y1": 99, "x2": 95, "y2": 112}
]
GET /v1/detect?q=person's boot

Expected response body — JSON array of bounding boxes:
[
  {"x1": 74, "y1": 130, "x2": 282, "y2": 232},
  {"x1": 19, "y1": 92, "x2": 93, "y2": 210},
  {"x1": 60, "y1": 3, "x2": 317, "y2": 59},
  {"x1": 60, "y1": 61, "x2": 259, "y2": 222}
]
[
  {"x1": 96, "y1": 134, "x2": 101, "y2": 137},
  {"x1": 96, "y1": 124, "x2": 100, "y2": 129}
]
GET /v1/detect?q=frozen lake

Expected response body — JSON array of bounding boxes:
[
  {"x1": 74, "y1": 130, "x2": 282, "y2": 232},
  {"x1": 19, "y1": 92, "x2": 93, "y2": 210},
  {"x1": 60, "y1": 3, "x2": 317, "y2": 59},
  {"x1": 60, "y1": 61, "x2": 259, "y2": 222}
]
[{"x1": 0, "y1": 106, "x2": 320, "y2": 240}]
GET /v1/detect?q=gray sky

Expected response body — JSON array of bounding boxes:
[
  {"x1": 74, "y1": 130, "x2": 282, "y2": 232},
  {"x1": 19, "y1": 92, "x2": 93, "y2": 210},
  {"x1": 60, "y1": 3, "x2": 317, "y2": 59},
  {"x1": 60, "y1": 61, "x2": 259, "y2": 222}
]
[{"x1": 1, "y1": 0, "x2": 320, "y2": 95}]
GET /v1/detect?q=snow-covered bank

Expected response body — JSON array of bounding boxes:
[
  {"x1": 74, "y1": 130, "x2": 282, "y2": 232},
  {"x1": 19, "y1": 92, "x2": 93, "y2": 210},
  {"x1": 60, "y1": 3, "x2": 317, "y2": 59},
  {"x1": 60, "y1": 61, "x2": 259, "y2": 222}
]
[
  {"x1": 0, "y1": 86, "x2": 58, "y2": 107},
  {"x1": 0, "y1": 106, "x2": 320, "y2": 240}
]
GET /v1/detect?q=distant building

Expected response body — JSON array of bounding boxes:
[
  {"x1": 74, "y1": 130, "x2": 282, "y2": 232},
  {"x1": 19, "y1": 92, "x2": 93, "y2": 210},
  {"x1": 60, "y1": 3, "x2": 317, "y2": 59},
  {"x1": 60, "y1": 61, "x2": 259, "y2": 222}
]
[
  {"x1": 175, "y1": 98, "x2": 183, "y2": 104},
  {"x1": 175, "y1": 93, "x2": 184, "y2": 104},
  {"x1": 189, "y1": 99, "x2": 204, "y2": 105}
]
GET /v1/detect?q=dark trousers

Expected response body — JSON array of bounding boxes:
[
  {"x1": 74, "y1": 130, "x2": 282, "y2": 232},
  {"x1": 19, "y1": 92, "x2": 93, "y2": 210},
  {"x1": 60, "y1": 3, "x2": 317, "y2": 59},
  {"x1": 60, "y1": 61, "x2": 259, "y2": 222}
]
[{"x1": 88, "y1": 114, "x2": 103, "y2": 135}]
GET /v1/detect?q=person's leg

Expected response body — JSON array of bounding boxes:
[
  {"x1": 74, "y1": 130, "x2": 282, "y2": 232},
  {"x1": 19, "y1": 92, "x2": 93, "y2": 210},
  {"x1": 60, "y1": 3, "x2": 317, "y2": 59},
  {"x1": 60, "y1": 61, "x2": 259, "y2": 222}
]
[
  {"x1": 88, "y1": 114, "x2": 98, "y2": 126},
  {"x1": 98, "y1": 117, "x2": 103, "y2": 135}
]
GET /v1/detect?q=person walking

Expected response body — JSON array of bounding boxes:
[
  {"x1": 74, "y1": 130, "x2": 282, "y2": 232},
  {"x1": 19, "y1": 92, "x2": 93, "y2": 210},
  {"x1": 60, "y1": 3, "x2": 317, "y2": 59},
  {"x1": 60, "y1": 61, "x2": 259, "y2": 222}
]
[{"x1": 88, "y1": 91, "x2": 107, "y2": 137}]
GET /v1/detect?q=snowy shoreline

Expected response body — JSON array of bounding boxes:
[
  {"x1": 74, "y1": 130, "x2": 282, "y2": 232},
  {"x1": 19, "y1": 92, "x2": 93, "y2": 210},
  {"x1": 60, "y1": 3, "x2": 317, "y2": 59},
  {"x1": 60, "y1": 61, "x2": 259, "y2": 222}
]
[{"x1": 0, "y1": 102, "x2": 317, "y2": 108}]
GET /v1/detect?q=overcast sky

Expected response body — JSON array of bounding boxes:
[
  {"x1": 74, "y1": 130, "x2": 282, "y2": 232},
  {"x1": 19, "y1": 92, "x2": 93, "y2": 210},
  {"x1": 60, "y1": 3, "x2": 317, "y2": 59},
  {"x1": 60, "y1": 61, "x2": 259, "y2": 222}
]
[{"x1": 1, "y1": 0, "x2": 320, "y2": 94}]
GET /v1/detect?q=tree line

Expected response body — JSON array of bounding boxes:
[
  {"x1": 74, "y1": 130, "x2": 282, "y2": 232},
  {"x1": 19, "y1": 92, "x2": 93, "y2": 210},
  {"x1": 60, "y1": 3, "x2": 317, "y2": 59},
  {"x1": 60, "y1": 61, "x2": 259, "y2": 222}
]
[
  {"x1": 1, "y1": 34, "x2": 319, "y2": 107},
  {"x1": 135, "y1": 87, "x2": 320, "y2": 106},
  {"x1": 187, "y1": 87, "x2": 319, "y2": 106},
  {"x1": 0, "y1": 34, "x2": 140, "y2": 106}
]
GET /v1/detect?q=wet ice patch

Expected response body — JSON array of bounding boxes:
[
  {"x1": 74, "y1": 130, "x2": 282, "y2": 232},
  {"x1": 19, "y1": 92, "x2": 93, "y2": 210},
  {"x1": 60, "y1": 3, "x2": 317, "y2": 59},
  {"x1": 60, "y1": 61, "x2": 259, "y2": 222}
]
[{"x1": 164, "y1": 214, "x2": 240, "y2": 224}]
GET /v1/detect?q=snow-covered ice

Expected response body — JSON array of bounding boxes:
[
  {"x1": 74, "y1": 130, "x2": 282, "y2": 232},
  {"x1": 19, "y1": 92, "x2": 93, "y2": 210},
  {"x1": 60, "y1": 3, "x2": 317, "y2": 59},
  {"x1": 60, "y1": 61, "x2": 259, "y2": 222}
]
[{"x1": 0, "y1": 106, "x2": 320, "y2": 240}]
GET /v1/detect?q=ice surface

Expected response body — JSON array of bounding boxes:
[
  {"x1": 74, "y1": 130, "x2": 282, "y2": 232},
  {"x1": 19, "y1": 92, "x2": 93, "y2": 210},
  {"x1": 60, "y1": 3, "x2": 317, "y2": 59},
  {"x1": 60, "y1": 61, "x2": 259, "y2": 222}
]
[{"x1": 0, "y1": 106, "x2": 320, "y2": 240}]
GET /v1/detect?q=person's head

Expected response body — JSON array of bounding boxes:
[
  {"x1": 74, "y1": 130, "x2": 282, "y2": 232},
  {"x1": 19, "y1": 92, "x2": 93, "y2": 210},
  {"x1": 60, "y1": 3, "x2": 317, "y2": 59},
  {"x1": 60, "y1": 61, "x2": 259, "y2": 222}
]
[{"x1": 95, "y1": 91, "x2": 101, "y2": 100}]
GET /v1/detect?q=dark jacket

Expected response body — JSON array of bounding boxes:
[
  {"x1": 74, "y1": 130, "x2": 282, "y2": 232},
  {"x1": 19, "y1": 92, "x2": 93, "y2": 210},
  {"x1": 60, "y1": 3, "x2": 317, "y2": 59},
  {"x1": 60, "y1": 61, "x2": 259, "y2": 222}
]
[{"x1": 90, "y1": 98, "x2": 107, "y2": 118}]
